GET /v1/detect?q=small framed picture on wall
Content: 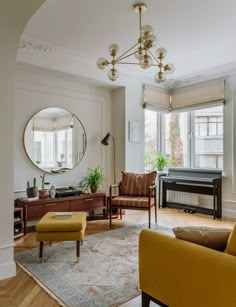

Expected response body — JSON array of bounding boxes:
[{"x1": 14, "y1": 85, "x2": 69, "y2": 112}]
[{"x1": 129, "y1": 121, "x2": 141, "y2": 143}]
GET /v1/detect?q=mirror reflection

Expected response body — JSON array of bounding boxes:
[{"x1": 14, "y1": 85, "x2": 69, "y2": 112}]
[{"x1": 24, "y1": 107, "x2": 87, "y2": 173}]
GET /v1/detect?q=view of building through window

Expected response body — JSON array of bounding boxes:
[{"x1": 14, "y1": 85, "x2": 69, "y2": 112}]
[{"x1": 144, "y1": 105, "x2": 223, "y2": 171}]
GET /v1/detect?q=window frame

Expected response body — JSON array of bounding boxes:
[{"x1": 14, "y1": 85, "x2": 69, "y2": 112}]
[{"x1": 144, "y1": 105, "x2": 224, "y2": 171}]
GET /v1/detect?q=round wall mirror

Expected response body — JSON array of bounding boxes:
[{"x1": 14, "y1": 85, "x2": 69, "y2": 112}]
[{"x1": 24, "y1": 107, "x2": 87, "y2": 173}]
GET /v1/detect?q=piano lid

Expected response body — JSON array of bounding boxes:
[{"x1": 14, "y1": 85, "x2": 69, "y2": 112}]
[{"x1": 166, "y1": 168, "x2": 222, "y2": 179}]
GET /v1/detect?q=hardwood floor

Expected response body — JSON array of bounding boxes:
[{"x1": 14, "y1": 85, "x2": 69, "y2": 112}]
[{"x1": 1, "y1": 208, "x2": 235, "y2": 307}]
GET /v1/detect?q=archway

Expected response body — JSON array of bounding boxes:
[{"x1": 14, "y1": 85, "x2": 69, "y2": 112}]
[{"x1": 0, "y1": 0, "x2": 46, "y2": 280}]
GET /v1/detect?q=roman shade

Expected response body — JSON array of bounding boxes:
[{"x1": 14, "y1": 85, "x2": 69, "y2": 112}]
[
  {"x1": 144, "y1": 84, "x2": 170, "y2": 112},
  {"x1": 144, "y1": 79, "x2": 225, "y2": 113},
  {"x1": 33, "y1": 117, "x2": 54, "y2": 131},
  {"x1": 33, "y1": 114, "x2": 73, "y2": 131},
  {"x1": 171, "y1": 79, "x2": 225, "y2": 112},
  {"x1": 54, "y1": 114, "x2": 73, "y2": 130}
]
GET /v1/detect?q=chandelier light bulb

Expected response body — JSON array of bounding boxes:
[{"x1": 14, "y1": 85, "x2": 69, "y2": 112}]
[
  {"x1": 155, "y1": 71, "x2": 167, "y2": 83},
  {"x1": 143, "y1": 34, "x2": 157, "y2": 49},
  {"x1": 141, "y1": 25, "x2": 153, "y2": 38},
  {"x1": 108, "y1": 44, "x2": 120, "y2": 56},
  {"x1": 164, "y1": 63, "x2": 175, "y2": 74},
  {"x1": 135, "y1": 47, "x2": 145, "y2": 60},
  {"x1": 140, "y1": 54, "x2": 152, "y2": 69},
  {"x1": 108, "y1": 68, "x2": 119, "y2": 81},
  {"x1": 156, "y1": 48, "x2": 167, "y2": 59},
  {"x1": 97, "y1": 58, "x2": 108, "y2": 70}
]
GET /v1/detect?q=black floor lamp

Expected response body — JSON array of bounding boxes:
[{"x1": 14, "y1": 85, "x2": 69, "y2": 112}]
[{"x1": 101, "y1": 132, "x2": 116, "y2": 183}]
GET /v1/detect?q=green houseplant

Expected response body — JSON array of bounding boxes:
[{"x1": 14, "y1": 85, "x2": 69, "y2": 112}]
[
  {"x1": 154, "y1": 152, "x2": 169, "y2": 172},
  {"x1": 81, "y1": 166, "x2": 104, "y2": 193}
]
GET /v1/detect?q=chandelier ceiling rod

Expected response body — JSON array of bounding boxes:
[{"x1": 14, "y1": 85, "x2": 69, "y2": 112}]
[{"x1": 97, "y1": 2, "x2": 175, "y2": 83}]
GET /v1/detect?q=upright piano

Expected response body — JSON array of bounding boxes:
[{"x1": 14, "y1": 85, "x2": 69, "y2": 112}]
[{"x1": 159, "y1": 168, "x2": 222, "y2": 219}]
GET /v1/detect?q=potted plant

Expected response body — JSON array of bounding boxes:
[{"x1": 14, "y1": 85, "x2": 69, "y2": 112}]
[
  {"x1": 57, "y1": 153, "x2": 65, "y2": 167},
  {"x1": 154, "y1": 152, "x2": 169, "y2": 172},
  {"x1": 38, "y1": 173, "x2": 50, "y2": 199},
  {"x1": 81, "y1": 166, "x2": 104, "y2": 193},
  {"x1": 26, "y1": 177, "x2": 38, "y2": 198}
]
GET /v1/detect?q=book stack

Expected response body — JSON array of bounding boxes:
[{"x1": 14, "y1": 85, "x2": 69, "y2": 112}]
[{"x1": 54, "y1": 212, "x2": 73, "y2": 219}]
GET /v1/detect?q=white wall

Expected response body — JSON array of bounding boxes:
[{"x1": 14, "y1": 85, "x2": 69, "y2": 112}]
[
  {"x1": 0, "y1": 0, "x2": 46, "y2": 281},
  {"x1": 14, "y1": 64, "x2": 113, "y2": 194},
  {"x1": 112, "y1": 87, "x2": 126, "y2": 183},
  {"x1": 125, "y1": 82, "x2": 144, "y2": 173}
]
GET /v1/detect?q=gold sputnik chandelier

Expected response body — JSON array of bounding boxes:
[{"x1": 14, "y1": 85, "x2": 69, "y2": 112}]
[{"x1": 97, "y1": 2, "x2": 175, "y2": 83}]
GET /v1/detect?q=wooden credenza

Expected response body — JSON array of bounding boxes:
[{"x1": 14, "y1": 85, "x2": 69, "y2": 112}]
[{"x1": 15, "y1": 192, "x2": 107, "y2": 234}]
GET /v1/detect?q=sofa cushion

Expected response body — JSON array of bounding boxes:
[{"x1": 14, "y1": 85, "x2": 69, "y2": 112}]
[
  {"x1": 225, "y1": 224, "x2": 236, "y2": 256},
  {"x1": 120, "y1": 171, "x2": 156, "y2": 196},
  {"x1": 172, "y1": 226, "x2": 231, "y2": 251}
]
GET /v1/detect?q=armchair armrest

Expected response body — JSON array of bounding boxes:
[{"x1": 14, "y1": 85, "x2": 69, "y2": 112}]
[
  {"x1": 139, "y1": 229, "x2": 236, "y2": 307},
  {"x1": 109, "y1": 183, "x2": 120, "y2": 198},
  {"x1": 148, "y1": 184, "x2": 157, "y2": 197}
]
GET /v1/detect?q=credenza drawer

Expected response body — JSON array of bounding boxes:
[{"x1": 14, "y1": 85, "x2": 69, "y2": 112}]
[
  {"x1": 27, "y1": 201, "x2": 70, "y2": 220},
  {"x1": 70, "y1": 196, "x2": 105, "y2": 211}
]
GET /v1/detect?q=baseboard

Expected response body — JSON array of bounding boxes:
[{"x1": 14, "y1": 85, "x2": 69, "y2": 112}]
[
  {"x1": 199, "y1": 196, "x2": 236, "y2": 219},
  {"x1": 222, "y1": 208, "x2": 236, "y2": 219},
  {"x1": 0, "y1": 261, "x2": 16, "y2": 280}
]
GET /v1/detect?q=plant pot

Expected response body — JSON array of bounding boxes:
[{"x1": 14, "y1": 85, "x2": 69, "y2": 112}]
[
  {"x1": 26, "y1": 187, "x2": 38, "y2": 198},
  {"x1": 90, "y1": 184, "x2": 98, "y2": 193},
  {"x1": 39, "y1": 189, "x2": 49, "y2": 199}
]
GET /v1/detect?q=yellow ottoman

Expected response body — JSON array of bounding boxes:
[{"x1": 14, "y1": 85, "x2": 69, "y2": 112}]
[{"x1": 36, "y1": 212, "x2": 87, "y2": 262}]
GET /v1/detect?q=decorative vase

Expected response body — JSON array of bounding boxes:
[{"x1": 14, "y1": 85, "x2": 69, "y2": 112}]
[
  {"x1": 26, "y1": 187, "x2": 38, "y2": 198},
  {"x1": 90, "y1": 184, "x2": 98, "y2": 193},
  {"x1": 49, "y1": 185, "x2": 56, "y2": 198},
  {"x1": 39, "y1": 189, "x2": 49, "y2": 199}
]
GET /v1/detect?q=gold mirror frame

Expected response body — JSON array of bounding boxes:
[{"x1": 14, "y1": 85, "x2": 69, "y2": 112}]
[{"x1": 23, "y1": 107, "x2": 87, "y2": 174}]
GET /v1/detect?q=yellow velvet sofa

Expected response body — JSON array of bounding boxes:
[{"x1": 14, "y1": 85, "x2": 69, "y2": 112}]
[{"x1": 139, "y1": 229, "x2": 236, "y2": 307}]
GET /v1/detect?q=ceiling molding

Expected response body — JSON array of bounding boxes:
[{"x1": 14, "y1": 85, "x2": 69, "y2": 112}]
[
  {"x1": 165, "y1": 62, "x2": 236, "y2": 89},
  {"x1": 19, "y1": 38, "x2": 54, "y2": 53},
  {"x1": 17, "y1": 37, "x2": 236, "y2": 89}
]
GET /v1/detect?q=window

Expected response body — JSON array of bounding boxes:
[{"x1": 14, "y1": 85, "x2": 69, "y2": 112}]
[
  {"x1": 34, "y1": 128, "x2": 73, "y2": 168},
  {"x1": 144, "y1": 105, "x2": 224, "y2": 170}
]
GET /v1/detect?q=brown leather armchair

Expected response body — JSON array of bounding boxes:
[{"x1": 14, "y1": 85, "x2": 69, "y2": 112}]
[{"x1": 109, "y1": 171, "x2": 157, "y2": 228}]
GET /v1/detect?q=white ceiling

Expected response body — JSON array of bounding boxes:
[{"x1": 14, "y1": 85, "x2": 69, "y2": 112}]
[{"x1": 19, "y1": 0, "x2": 236, "y2": 86}]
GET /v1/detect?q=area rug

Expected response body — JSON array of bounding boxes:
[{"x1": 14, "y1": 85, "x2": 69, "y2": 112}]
[{"x1": 15, "y1": 224, "x2": 173, "y2": 307}]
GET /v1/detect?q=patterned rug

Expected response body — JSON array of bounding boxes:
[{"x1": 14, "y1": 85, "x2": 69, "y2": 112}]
[{"x1": 15, "y1": 224, "x2": 173, "y2": 307}]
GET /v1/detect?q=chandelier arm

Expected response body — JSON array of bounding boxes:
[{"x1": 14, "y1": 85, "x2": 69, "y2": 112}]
[
  {"x1": 116, "y1": 42, "x2": 140, "y2": 61},
  {"x1": 116, "y1": 51, "x2": 138, "y2": 62},
  {"x1": 117, "y1": 62, "x2": 160, "y2": 67},
  {"x1": 116, "y1": 62, "x2": 143, "y2": 65},
  {"x1": 147, "y1": 49, "x2": 160, "y2": 64}
]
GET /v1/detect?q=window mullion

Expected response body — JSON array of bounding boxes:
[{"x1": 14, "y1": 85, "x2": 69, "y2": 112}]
[{"x1": 189, "y1": 112, "x2": 194, "y2": 168}]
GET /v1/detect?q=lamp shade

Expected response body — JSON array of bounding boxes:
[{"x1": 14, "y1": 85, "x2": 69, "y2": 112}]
[{"x1": 101, "y1": 132, "x2": 111, "y2": 145}]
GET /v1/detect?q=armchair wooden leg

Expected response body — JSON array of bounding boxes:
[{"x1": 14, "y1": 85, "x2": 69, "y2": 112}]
[
  {"x1": 110, "y1": 202, "x2": 112, "y2": 228},
  {"x1": 155, "y1": 203, "x2": 157, "y2": 224},
  {"x1": 142, "y1": 291, "x2": 151, "y2": 307},
  {"x1": 120, "y1": 208, "x2": 122, "y2": 219}
]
